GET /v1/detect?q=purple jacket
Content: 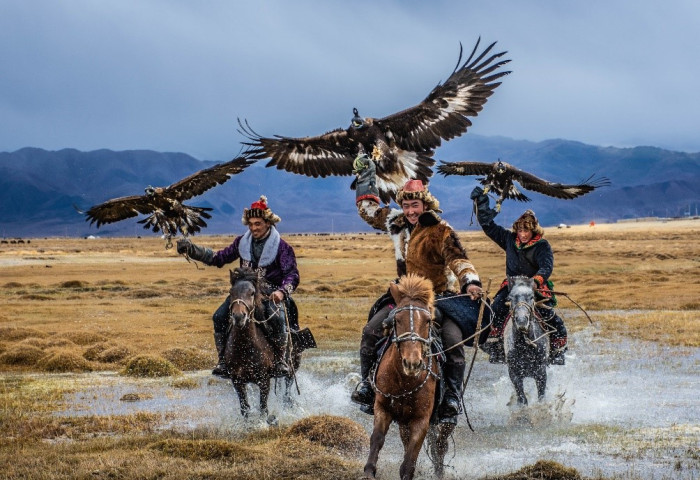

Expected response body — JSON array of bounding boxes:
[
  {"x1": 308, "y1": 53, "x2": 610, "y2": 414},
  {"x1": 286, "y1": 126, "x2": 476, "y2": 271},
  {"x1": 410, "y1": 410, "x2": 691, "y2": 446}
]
[{"x1": 210, "y1": 227, "x2": 300, "y2": 296}]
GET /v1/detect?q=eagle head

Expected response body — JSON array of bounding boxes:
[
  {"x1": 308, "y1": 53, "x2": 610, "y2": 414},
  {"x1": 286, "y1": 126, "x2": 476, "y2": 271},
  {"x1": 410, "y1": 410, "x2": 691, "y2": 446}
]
[
  {"x1": 351, "y1": 107, "x2": 367, "y2": 129},
  {"x1": 495, "y1": 159, "x2": 506, "y2": 174}
]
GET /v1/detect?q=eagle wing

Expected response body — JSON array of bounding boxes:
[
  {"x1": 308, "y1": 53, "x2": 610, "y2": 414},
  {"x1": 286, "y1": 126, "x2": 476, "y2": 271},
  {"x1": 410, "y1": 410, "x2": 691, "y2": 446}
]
[
  {"x1": 436, "y1": 160, "x2": 496, "y2": 177},
  {"x1": 240, "y1": 121, "x2": 357, "y2": 178},
  {"x1": 165, "y1": 156, "x2": 256, "y2": 201},
  {"x1": 375, "y1": 39, "x2": 511, "y2": 152},
  {"x1": 510, "y1": 165, "x2": 610, "y2": 199},
  {"x1": 84, "y1": 195, "x2": 157, "y2": 228}
]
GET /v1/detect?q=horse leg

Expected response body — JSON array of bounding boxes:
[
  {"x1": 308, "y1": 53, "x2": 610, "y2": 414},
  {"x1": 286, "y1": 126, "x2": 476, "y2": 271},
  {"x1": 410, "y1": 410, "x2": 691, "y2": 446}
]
[
  {"x1": 398, "y1": 417, "x2": 431, "y2": 480},
  {"x1": 509, "y1": 367, "x2": 527, "y2": 405},
  {"x1": 282, "y1": 375, "x2": 295, "y2": 409},
  {"x1": 232, "y1": 381, "x2": 250, "y2": 418},
  {"x1": 363, "y1": 408, "x2": 392, "y2": 479},
  {"x1": 535, "y1": 366, "x2": 547, "y2": 402},
  {"x1": 258, "y1": 379, "x2": 274, "y2": 424},
  {"x1": 430, "y1": 422, "x2": 455, "y2": 479}
]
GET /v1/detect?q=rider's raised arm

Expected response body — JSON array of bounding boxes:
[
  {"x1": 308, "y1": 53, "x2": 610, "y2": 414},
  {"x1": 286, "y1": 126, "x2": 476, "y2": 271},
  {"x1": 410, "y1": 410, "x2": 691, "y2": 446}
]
[{"x1": 354, "y1": 154, "x2": 393, "y2": 232}]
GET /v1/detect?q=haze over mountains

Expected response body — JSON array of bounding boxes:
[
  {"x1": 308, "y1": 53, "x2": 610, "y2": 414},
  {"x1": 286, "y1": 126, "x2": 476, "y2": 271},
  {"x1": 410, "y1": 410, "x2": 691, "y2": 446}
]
[{"x1": 1, "y1": 135, "x2": 698, "y2": 238}]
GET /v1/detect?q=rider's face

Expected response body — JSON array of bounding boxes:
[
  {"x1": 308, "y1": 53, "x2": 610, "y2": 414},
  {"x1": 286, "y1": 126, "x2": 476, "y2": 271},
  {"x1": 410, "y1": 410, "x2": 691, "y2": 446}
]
[
  {"x1": 517, "y1": 227, "x2": 533, "y2": 244},
  {"x1": 248, "y1": 218, "x2": 270, "y2": 240},
  {"x1": 401, "y1": 199, "x2": 425, "y2": 225}
]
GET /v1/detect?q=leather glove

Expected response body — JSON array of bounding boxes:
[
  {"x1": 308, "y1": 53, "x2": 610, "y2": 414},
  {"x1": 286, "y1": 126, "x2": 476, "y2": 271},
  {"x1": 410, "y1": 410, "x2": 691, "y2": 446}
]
[
  {"x1": 354, "y1": 154, "x2": 380, "y2": 204},
  {"x1": 471, "y1": 186, "x2": 497, "y2": 225},
  {"x1": 176, "y1": 238, "x2": 191, "y2": 255},
  {"x1": 176, "y1": 238, "x2": 214, "y2": 265}
]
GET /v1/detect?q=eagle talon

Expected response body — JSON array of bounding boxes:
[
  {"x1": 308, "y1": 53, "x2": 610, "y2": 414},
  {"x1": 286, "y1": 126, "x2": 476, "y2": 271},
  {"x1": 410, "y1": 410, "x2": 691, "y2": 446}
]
[{"x1": 371, "y1": 145, "x2": 383, "y2": 162}]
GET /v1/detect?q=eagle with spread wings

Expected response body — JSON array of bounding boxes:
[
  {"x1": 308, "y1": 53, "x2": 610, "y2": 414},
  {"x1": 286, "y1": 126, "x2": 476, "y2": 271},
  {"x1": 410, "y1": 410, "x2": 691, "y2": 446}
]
[
  {"x1": 438, "y1": 159, "x2": 611, "y2": 211},
  {"x1": 240, "y1": 38, "x2": 511, "y2": 204},
  {"x1": 79, "y1": 156, "x2": 256, "y2": 245}
]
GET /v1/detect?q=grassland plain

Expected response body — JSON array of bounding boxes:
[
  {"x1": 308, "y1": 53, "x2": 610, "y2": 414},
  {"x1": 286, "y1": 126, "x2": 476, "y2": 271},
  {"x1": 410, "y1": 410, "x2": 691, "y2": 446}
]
[{"x1": 0, "y1": 219, "x2": 698, "y2": 479}]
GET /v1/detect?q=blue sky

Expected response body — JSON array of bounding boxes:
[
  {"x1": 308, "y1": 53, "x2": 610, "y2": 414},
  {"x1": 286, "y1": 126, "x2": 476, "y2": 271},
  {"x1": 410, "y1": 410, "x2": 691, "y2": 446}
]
[{"x1": 1, "y1": 0, "x2": 699, "y2": 160}]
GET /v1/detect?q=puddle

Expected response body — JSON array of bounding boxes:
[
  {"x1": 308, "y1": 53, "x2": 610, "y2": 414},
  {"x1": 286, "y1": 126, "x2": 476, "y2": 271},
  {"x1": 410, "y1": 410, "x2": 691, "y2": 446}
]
[{"x1": 54, "y1": 328, "x2": 698, "y2": 479}]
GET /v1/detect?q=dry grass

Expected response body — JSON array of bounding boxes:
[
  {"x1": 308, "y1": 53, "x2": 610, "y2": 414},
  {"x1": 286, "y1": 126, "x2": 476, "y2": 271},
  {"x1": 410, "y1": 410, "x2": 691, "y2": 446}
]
[
  {"x1": 1, "y1": 221, "x2": 697, "y2": 373},
  {"x1": 0, "y1": 219, "x2": 698, "y2": 479},
  {"x1": 121, "y1": 354, "x2": 181, "y2": 377},
  {"x1": 484, "y1": 460, "x2": 582, "y2": 479}
]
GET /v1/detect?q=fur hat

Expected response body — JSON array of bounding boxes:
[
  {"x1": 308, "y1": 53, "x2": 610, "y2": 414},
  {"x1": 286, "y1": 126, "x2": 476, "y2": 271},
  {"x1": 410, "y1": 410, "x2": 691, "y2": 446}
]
[
  {"x1": 395, "y1": 180, "x2": 440, "y2": 212},
  {"x1": 242, "y1": 195, "x2": 281, "y2": 225},
  {"x1": 512, "y1": 209, "x2": 544, "y2": 236}
]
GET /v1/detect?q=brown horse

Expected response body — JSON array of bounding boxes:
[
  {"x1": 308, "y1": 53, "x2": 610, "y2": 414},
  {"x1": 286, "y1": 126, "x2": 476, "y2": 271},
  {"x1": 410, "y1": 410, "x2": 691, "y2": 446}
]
[
  {"x1": 363, "y1": 273, "x2": 454, "y2": 480},
  {"x1": 225, "y1": 267, "x2": 301, "y2": 424}
]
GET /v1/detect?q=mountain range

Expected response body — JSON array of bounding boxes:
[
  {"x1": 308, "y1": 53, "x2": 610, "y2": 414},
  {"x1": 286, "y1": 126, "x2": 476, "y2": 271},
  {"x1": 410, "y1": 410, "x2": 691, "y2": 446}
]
[{"x1": 1, "y1": 135, "x2": 698, "y2": 237}]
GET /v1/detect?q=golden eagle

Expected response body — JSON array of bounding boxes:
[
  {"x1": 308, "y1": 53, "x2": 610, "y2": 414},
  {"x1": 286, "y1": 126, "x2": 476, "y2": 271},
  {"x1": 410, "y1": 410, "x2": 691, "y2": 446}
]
[
  {"x1": 79, "y1": 156, "x2": 255, "y2": 245},
  {"x1": 240, "y1": 38, "x2": 511, "y2": 204},
  {"x1": 438, "y1": 159, "x2": 610, "y2": 211}
]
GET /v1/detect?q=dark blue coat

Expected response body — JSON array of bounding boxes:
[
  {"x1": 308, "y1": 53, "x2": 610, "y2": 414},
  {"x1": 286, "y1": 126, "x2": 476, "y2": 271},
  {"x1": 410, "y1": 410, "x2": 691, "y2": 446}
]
[{"x1": 481, "y1": 220, "x2": 554, "y2": 282}]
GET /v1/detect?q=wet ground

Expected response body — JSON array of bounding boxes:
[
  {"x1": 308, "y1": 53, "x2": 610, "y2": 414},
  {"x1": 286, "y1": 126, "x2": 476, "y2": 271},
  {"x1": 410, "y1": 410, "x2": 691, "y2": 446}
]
[{"x1": 57, "y1": 324, "x2": 698, "y2": 479}]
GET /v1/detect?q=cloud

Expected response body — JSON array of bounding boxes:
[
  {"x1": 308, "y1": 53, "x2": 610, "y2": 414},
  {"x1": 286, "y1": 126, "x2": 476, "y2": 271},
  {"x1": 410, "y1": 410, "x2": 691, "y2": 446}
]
[{"x1": 1, "y1": 0, "x2": 699, "y2": 158}]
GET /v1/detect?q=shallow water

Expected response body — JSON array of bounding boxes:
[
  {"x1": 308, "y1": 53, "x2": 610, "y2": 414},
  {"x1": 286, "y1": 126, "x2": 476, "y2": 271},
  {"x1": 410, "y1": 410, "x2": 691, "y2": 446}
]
[{"x1": 58, "y1": 326, "x2": 699, "y2": 479}]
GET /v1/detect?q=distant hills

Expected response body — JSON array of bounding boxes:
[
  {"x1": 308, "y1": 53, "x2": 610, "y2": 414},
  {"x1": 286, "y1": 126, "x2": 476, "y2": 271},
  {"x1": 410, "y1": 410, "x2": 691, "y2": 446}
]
[{"x1": 1, "y1": 135, "x2": 698, "y2": 237}]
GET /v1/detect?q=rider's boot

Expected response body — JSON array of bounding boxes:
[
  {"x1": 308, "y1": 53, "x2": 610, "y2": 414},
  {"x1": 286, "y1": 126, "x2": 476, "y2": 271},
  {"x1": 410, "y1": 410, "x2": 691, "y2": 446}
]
[
  {"x1": 549, "y1": 336, "x2": 567, "y2": 365},
  {"x1": 481, "y1": 335, "x2": 506, "y2": 364},
  {"x1": 211, "y1": 332, "x2": 229, "y2": 377},
  {"x1": 439, "y1": 362, "x2": 466, "y2": 418},
  {"x1": 351, "y1": 351, "x2": 375, "y2": 407}
]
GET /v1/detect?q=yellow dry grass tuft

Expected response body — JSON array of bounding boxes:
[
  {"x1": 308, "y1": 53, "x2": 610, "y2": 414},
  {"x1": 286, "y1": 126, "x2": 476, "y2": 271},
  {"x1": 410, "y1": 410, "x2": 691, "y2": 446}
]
[
  {"x1": 0, "y1": 326, "x2": 46, "y2": 341},
  {"x1": 149, "y1": 438, "x2": 261, "y2": 461},
  {"x1": 483, "y1": 459, "x2": 582, "y2": 479},
  {"x1": 59, "y1": 330, "x2": 108, "y2": 345},
  {"x1": 0, "y1": 344, "x2": 46, "y2": 366},
  {"x1": 285, "y1": 414, "x2": 369, "y2": 456},
  {"x1": 36, "y1": 350, "x2": 94, "y2": 372},
  {"x1": 121, "y1": 354, "x2": 181, "y2": 377},
  {"x1": 161, "y1": 347, "x2": 213, "y2": 371}
]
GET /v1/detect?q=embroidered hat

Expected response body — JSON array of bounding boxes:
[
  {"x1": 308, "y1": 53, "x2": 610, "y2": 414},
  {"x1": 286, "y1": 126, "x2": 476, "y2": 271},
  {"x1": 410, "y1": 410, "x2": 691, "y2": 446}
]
[
  {"x1": 395, "y1": 180, "x2": 440, "y2": 212},
  {"x1": 512, "y1": 209, "x2": 544, "y2": 236},
  {"x1": 242, "y1": 195, "x2": 281, "y2": 225}
]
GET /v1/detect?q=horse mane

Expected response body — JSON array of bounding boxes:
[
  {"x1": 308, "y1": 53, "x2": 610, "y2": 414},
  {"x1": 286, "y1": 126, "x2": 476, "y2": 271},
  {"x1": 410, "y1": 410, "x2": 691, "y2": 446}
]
[
  {"x1": 397, "y1": 273, "x2": 435, "y2": 309},
  {"x1": 509, "y1": 275, "x2": 534, "y2": 297},
  {"x1": 231, "y1": 267, "x2": 265, "y2": 309}
]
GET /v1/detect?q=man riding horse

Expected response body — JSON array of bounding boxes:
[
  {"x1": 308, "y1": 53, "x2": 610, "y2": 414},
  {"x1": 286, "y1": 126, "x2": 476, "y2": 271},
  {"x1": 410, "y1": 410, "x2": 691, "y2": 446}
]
[
  {"x1": 351, "y1": 155, "x2": 485, "y2": 421},
  {"x1": 471, "y1": 186, "x2": 568, "y2": 365},
  {"x1": 176, "y1": 195, "x2": 300, "y2": 377}
]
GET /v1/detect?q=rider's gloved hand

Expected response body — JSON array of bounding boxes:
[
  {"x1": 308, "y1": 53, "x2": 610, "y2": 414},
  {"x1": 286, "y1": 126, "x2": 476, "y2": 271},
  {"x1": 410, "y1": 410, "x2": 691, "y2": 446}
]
[
  {"x1": 469, "y1": 186, "x2": 485, "y2": 200},
  {"x1": 471, "y1": 186, "x2": 497, "y2": 225},
  {"x1": 354, "y1": 153, "x2": 380, "y2": 204},
  {"x1": 176, "y1": 238, "x2": 191, "y2": 255}
]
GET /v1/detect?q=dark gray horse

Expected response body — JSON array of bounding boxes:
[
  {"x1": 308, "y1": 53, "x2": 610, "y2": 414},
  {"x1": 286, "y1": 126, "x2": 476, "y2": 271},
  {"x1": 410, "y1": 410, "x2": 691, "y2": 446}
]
[{"x1": 504, "y1": 276, "x2": 549, "y2": 405}]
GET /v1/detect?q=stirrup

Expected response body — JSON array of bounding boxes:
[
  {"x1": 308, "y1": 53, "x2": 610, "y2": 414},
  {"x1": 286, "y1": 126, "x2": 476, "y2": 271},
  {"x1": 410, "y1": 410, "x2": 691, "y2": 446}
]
[
  {"x1": 439, "y1": 395, "x2": 461, "y2": 418},
  {"x1": 351, "y1": 380, "x2": 375, "y2": 406}
]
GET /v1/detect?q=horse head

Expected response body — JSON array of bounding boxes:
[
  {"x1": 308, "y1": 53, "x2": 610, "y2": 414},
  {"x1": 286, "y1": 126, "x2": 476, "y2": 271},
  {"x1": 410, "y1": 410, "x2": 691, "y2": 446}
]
[
  {"x1": 508, "y1": 275, "x2": 536, "y2": 334},
  {"x1": 388, "y1": 274, "x2": 435, "y2": 377},
  {"x1": 228, "y1": 267, "x2": 262, "y2": 327}
]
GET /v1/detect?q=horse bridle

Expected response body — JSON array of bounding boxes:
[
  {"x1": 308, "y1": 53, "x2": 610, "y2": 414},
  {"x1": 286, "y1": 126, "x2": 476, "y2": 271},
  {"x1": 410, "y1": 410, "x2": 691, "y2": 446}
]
[
  {"x1": 509, "y1": 298, "x2": 554, "y2": 345},
  {"x1": 371, "y1": 303, "x2": 438, "y2": 400},
  {"x1": 388, "y1": 304, "x2": 433, "y2": 355},
  {"x1": 229, "y1": 297, "x2": 254, "y2": 325}
]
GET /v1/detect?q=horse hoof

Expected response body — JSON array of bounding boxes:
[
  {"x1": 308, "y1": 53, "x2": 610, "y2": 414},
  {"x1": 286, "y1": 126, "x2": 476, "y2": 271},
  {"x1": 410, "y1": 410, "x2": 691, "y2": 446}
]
[{"x1": 266, "y1": 414, "x2": 278, "y2": 426}]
